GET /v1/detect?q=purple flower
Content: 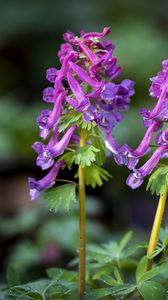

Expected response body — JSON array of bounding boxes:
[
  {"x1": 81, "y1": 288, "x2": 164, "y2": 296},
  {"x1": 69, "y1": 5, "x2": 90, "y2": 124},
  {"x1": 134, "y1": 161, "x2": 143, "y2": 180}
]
[
  {"x1": 46, "y1": 68, "x2": 58, "y2": 83},
  {"x1": 105, "y1": 122, "x2": 159, "y2": 169},
  {"x1": 77, "y1": 41, "x2": 100, "y2": 65},
  {"x1": 105, "y1": 63, "x2": 122, "y2": 81},
  {"x1": 81, "y1": 27, "x2": 110, "y2": 41},
  {"x1": 126, "y1": 145, "x2": 168, "y2": 189},
  {"x1": 63, "y1": 31, "x2": 76, "y2": 43},
  {"x1": 32, "y1": 129, "x2": 59, "y2": 154},
  {"x1": 98, "y1": 111, "x2": 123, "y2": 132},
  {"x1": 43, "y1": 87, "x2": 55, "y2": 103},
  {"x1": 55, "y1": 51, "x2": 76, "y2": 91},
  {"x1": 38, "y1": 92, "x2": 65, "y2": 139},
  {"x1": 66, "y1": 71, "x2": 90, "y2": 111},
  {"x1": 99, "y1": 39, "x2": 115, "y2": 51},
  {"x1": 105, "y1": 134, "x2": 138, "y2": 169},
  {"x1": 149, "y1": 59, "x2": 168, "y2": 98},
  {"x1": 155, "y1": 129, "x2": 168, "y2": 145},
  {"x1": 58, "y1": 43, "x2": 73, "y2": 63},
  {"x1": 101, "y1": 79, "x2": 135, "y2": 111},
  {"x1": 28, "y1": 160, "x2": 64, "y2": 200},
  {"x1": 36, "y1": 125, "x2": 76, "y2": 170},
  {"x1": 140, "y1": 86, "x2": 167, "y2": 127},
  {"x1": 68, "y1": 61, "x2": 102, "y2": 90},
  {"x1": 30, "y1": 27, "x2": 135, "y2": 199}
]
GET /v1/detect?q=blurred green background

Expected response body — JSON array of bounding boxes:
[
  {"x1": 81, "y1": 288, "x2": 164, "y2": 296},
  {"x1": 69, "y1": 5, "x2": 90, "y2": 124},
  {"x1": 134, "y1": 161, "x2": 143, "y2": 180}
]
[{"x1": 1, "y1": 0, "x2": 168, "y2": 283}]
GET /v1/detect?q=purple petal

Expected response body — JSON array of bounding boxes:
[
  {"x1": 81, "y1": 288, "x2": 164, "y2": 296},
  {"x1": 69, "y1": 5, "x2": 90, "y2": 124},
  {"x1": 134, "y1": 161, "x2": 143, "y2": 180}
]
[
  {"x1": 28, "y1": 161, "x2": 64, "y2": 200},
  {"x1": 63, "y1": 31, "x2": 76, "y2": 42},
  {"x1": 40, "y1": 128, "x2": 50, "y2": 140},
  {"x1": 36, "y1": 149, "x2": 55, "y2": 170},
  {"x1": 155, "y1": 129, "x2": 168, "y2": 145},
  {"x1": 66, "y1": 96, "x2": 90, "y2": 112},
  {"x1": 55, "y1": 51, "x2": 76, "y2": 91},
  {"x1": 58, "y1": 43, "x2": 73, "y2": 63},
  {"x1": 32, "y1": 142, "x2": 45, "y2": 154},
  {"x1": 127, "y1": 145, "x2": 168, "y2": 189},
  {"x1": 46, "y1": 68, "x2": 58, "y2": 83},
  {"x1": 50, "y1": 125, "x2": 76, "y2": 157},
  {"x1": 81, "y1": 27, "x2": 110, "y2": 40},
  {"x1": 38, "y1": 92, "x2": 65, "y2": 139},
  {"x1": 36, "y1": 125, "x2": 76, "y2": 170},
  {"x1": 105, "y1": 64, "x2": 122, "y2": 80},
  {"x1": 105, "y1": 133, "x2": 121, "y2": 154},
  {"x1": 101, "y1": 82, "x2": 116, "y2": 101},
  {"x1": 133, "y1": 122, "x2": 159, "y2": 157},
  {"x1": 69, "y1": 61, "x2": 102, "y2": 89},
  {"x1": 66, "y1": 71, "x2": 90, "y2": 111},
  {"x1": 149, "y1": 61, "x2": 168, "y2": 98},
  {"x1": 126, "y1": 172, "x2": 144, "y2": 189},
  {"x1": 77, "y1": 41, "x2": 100, "y2": 65},
  {"x1": 43, "y1": 88, "x2": 55, "y2": 103}
]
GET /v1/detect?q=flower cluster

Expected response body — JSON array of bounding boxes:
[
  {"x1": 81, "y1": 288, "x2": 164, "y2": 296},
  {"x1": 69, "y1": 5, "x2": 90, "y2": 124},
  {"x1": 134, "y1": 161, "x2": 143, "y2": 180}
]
[
  {"x1": 28, "y1": 27, "x2": 135, "y2": 200},
  {"x1": 105, "y1": 60, "x2": 168, "y2": 189}
]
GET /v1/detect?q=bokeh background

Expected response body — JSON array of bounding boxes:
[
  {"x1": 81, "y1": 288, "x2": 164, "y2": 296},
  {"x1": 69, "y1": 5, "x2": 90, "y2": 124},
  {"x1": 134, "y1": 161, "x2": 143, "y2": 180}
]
[{"x1": 1, "y1": 0, "x2": 168, "y2": 283}]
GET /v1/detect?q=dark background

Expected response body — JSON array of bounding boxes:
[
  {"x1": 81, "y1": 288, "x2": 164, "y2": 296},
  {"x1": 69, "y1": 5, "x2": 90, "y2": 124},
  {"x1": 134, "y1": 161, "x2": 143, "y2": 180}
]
[{"x1": 0, "y1": 0, "x2": 168, "y2": 282}]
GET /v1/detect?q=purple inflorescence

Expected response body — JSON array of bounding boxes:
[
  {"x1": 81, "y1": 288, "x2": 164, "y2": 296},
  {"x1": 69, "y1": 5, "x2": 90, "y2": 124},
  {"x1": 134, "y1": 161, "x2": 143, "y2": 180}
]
[
  {"x1": 29, "y1": 27, "x2": 135, "y2": 200},
  {"x1": 106, "y1": 60, "x2": 168, "y2": 189}
]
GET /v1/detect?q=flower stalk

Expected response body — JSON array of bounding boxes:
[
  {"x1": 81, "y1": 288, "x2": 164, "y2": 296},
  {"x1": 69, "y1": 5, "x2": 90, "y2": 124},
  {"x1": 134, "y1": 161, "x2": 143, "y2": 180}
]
[
  {"x1": 78, "y1": 128, "x2": 87, "y2": 300},
  {"x1": 147, "y1": 188, "x2": 168, "y2": 270}
]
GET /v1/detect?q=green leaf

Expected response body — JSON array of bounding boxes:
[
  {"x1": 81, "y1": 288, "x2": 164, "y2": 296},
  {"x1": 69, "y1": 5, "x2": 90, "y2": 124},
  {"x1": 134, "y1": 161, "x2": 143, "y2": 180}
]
[
  {"x1": 47, "y1": 268, "x2": 78, "y2": 282},
  {"x1": 136, "y1": 256, "x2": 148, "y2": 283},
  {"x1": 100, "y1": 274, "x2": 118, "y2": 286},
  {"x1": 72, "y1": 145, "x2": 99, "y2": 167},
  {"x1": 113, "y1": 267, "x2": 123, "y2": 283},
  {"x1": 149, "y1": 245, "x2": 164, "y2": 258},
  {"x1": 87, "y1": 242, "x2": 118, "y2": 263},
  {"x1": 123, "y1": 242, "x2": 147, "y2": 258},
  {"x1": 160, "y1": 226, "x2": 168, "y2": 246},
  {"x1": 79, "y1": 119, "x2": 96, "y2": 131},
  {"x1": 90, "y1": 129, "x2": 106, "y2": 166},
  {"x1": 92, "y1": 266, "x2": 113, "y2": 280},
  {"x1": 58, "y1": 152, "x2": 74, "y2": 169},
  {"x1": 44, "y1": 184, "x2": 76, "y2": 213},
  {"x1": 84, "y1": 164, "x2": 112, "y2": 188},
  {"x1": 86, "y1": 284, "x2": 136, "y2": 300},
  {"x1": 110, "y1": 284, "x2": 136, "y2": 297},
  {"x1": 140, "y1": 264, "x2": 166, "y2": 282},
  {"x1": 58, "y1": 110, "x2": 82, "y2": 132},
  {"x1": 6, "y1": 279, "x2": 51, "y2": 300},
  {"x1": 137, "y1": 281, "x2": 167, "y2": 300},
  {"x1": 6, "y1": 278, "x2": 77, "y2": 300},
  {"x1": 85, "y1": 287, "x2": 114, "y2": 300},
  {"x1": 117, "y1": 231, "x2": 133, "y2": 254},
  {"x1": 147, "y1": 165, "x2": 168, "y2": 195},
  {"x1": 6, "y1": 266, "x2": 21, "y2": 287}
]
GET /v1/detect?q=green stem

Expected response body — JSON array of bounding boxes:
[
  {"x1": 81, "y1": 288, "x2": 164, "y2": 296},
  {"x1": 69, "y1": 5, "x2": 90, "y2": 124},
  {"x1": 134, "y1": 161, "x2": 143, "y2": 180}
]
[
  {"x1": 78, "y1": 128, "x2": 86, "y2": 300},
  {"x1": 147, "y1": 188, "x2": 168, "y2": 271}
]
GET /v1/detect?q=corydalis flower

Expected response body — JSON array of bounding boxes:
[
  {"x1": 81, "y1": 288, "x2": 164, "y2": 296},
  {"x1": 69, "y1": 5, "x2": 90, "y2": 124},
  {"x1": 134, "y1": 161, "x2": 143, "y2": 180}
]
[
  {"x1": 28, "y1": 161, "x2": 64, "y2": 200},
  {"x1": 124, "y1": 60, "x2": 168, "y2": 189},
  {"x1": 140, "y1": 87, "x2": 168, "y2": 128},
  {"x1": 126, "y1": 145, "x2": 168, "y2": 189},
  {"x1": 38, "y1": 91, "x2": 65, "y2": 139},
  {"x1": 105, "y1": 121, "x2": 159, "y2": 169},
  {"x1": 150, "y1": 59, "x2": 168, "y2": 98},
  {"x1": 29, "y1": 27, "x2": 135, "y2": 200},
  {"x1": 155, "y1": 129, "x2": 168, "y2": 146},
  {"x1": 34, "y1": 125, "x2": 76, "y2": 170},
  {"x1": 39, "y1": 27, "x2": 134, "y2": 136}
]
